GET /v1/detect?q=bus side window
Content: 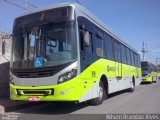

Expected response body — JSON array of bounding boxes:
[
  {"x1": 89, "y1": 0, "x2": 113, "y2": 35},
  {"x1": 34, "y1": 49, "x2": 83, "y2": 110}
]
[
  {"x1": 135, "y1": 54, "x2": 138, "y2": 67},
  {"x1": 134, "y1": 53, "x2": 138, "y2": 67},
  {"x1": 130, "y1": 51, "x2": 135, "y2": 66},
  {"x1": 137, "y1": 55, "x2": 141, "y2": 68},
  {"x1": 104, "y1": 34, "x2": 114, "y2": 60},
  {"x1": 79, "y1": 27, "x2": 93, "y2": 53},
  {"x1": 79, "y1": 28, "x2": 84, "y2": 51},
  {"x1": 114, "y1": 40, "x2": 121, "y2": 62},
  {"x1": 126, "y1": 47, "x2": 132, "y2": 65},
  {"x1": 121, "y1": 44, "x2": 127, "y2": 64},
  {"x1": 133, "y1": 53, "x2": 137, "y2": 67},
  {"x1": 95, "y1": 27, "x2": 104, "y2": 57}
]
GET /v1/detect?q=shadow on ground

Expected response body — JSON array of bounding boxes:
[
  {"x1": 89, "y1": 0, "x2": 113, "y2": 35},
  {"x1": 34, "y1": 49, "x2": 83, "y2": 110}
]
[{"x1": 10, "y1": 90, "x2": 129, "y2": 114}]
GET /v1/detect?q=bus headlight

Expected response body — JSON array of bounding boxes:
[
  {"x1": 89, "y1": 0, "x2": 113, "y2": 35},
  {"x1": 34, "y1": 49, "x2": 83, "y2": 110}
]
[{"x1": 57, "y1": 69, "x2": 77, "y2": 84}]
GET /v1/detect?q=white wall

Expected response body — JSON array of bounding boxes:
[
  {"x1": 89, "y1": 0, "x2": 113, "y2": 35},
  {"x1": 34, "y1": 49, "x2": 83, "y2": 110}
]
[{"x1": 0, "y1": 32, "x2": 12, "y2": 64}]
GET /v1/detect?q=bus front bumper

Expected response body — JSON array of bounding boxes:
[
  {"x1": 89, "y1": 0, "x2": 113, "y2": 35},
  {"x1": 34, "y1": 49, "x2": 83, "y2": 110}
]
[
  {"x1": 10, "y1": 83, "x2": 80, "y2": 102},
  {"x1": 142, "y1": 77, "x2": 152, "y2": 83}
]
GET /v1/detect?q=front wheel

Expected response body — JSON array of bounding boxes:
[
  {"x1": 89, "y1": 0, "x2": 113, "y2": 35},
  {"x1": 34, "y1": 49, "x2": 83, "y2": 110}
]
[{"x1": 89, "y1": 81, "x2": 107, "y2": 105}]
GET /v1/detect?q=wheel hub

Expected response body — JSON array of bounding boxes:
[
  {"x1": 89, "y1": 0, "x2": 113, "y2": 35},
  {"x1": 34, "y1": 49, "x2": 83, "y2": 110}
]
[{"x1": 98, "y1": 86, "x2": 103, "y2": 100}]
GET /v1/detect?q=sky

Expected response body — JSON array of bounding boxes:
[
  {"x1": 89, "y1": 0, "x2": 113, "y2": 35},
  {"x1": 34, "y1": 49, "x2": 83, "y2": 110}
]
[{"x1": 0, "y1": 0, "x2": 160, "y2": 64}]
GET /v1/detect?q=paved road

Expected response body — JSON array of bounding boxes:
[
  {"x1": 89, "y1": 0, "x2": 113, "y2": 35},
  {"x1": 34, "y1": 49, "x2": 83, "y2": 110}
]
[{"x1": 9, "y1": 80, "x2": 160, "y2": 114}]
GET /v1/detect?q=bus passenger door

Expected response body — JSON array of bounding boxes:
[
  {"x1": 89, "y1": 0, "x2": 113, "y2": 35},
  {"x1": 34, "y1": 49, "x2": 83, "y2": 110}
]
[
  {"x1": 78, "y1": 17, "x2": 97, "y2": 101},
  {"x1": 114, "y1": 41, "x2": 122, "y2": 78}
]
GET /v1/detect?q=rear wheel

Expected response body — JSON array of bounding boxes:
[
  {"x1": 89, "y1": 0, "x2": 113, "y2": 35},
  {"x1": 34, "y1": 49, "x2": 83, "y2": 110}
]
[
  {"x1": 89, "y1": 81, "x2": 106, "y2": 105},
  {"x1": 128, "y1": 79, "x2": 135, "y2": 92},
  {"x1": 152, "y1": 77, "x2": 154, "y2": 83},
  {"x1": 152, "y1": 77, "x2": 157, "y2": 83}
]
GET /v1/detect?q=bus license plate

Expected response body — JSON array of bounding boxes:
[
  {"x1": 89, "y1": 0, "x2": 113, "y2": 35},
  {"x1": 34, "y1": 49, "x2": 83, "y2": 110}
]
[{"x1": 28, "y1": 97, "x2": 40, "y2": 102}]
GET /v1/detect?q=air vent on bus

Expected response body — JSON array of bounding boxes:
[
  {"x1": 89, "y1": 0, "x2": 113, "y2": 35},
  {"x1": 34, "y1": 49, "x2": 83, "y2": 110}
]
[
  {"x1": 15, "y1": 70, "x2": 55, "y2": 78},
  {"x1": 17, "y1": 89, "x2": 54, "y2": 96},
  {"x1": 11, "y1": 62, "x2": 73, "y2": 78}
]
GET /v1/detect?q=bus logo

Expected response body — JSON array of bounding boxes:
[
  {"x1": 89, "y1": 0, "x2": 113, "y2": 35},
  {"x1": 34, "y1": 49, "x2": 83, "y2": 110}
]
[{"x1": 34, "y1": 56, "x2": 43, "y2": 68}]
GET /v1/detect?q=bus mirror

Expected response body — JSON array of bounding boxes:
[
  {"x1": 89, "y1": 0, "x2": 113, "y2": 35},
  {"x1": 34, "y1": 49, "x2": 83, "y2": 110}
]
[
  {"x1": 83, "y1": 31, "x2": 90, "y2": 47},
  {"x1": 2, "y1": 37, "x2": 6, "y2": 55}
]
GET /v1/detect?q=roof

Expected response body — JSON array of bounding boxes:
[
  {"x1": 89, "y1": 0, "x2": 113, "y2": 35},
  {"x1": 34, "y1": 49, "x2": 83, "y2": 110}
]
[{"x1": 141, "y1": 60, "x2": 156, "y2": 66}]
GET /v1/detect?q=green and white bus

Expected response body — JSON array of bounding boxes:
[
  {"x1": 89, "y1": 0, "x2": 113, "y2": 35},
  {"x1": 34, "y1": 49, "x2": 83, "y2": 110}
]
[
  {"x1": 141, "y1": 61, "x2": 158, "y2": 83},
  {"x1": 9, "y1": 3, "x2": 141, "y2": 105}
]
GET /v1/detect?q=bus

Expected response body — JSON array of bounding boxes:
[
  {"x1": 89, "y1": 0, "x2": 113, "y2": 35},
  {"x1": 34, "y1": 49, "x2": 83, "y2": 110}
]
[
  {"x1": 9, "y1": 3, "x2": 141, "y2": 105},
  {"x1": 141, "y1": 61, "x2": 158, "y2": 83}
]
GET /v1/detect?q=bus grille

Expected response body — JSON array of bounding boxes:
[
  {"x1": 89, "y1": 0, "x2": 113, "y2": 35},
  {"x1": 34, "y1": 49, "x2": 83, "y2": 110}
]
[
  {"x1": 15, "y1": 70, "x2": 55, "y2": 78},
  {"x1": 11, "y1": 62, "x2": 73, "y2": 78},
  {"x1": 16, "y1": 89, "x2": 54, "y2": 96}
]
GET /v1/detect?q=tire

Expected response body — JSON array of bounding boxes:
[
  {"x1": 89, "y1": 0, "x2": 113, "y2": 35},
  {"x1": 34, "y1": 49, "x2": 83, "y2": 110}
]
[
  {"x1": 152, "y1": 77, "x2": 154, "y2": 83},
  {"x1": 128, "y1": 79, "x2": 135, "y2": 92},
  {"x1": 155, "y1": 77, "x2": 157, "y2": 83},
  {"x1": 152, "y1": 77, "x2": 157, "y2": 83},
  {"x1": 89, "y1": 81, "x2": 107, "y2": 105}
]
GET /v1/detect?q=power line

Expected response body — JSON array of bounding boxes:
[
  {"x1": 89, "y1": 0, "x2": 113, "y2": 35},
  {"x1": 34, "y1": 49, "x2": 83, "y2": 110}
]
[
  {"x1": 75, "y1": 0, "x2": 81, "y2": 4},
  {"x1": 3, "y1": 0, "x2": 26, "y2": 10},
  {"x1": 148, "y1": 51, "x2": 160, "y2": 54},
  {"x1": 21, "y1": 0, "x2": 38, "y2": 8},
  {"x1": 3, "y1": 0, "x2": 38, "y2": 11}
]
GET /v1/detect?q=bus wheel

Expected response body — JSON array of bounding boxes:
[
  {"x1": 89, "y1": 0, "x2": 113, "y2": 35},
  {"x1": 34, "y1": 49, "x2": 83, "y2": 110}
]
[
  {"x1": 89, "y1": 81, "x2": 106, "y2": 105},
  {"x1": 152, "y1": 77, "x2": 154, "y2": 83},
  {"x1": 128, "y1": 79, "x2": 135, "y2": 92}
]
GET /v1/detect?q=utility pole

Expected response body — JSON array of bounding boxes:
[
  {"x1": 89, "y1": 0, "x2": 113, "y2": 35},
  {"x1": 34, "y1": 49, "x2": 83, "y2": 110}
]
[
  {"x1": 25, "y1": 0, "x2": 28, "y2": 12},
  {"x1": 141, "y1": 41, "x2": 147, "y2": 60}
]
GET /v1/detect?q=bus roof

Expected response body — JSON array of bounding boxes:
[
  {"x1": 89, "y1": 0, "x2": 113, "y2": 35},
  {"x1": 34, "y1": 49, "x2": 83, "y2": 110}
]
[
  {"x1": 16, "y1": 2, "x2": 138, "y2": 54},
  {"x1": 141, "y1": 60, "x2": 156, "y2": 66}
]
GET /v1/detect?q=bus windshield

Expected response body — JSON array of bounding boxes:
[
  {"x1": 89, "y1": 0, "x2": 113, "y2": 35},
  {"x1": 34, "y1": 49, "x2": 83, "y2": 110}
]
[
  {"x1": 141, "y1": 65, "x2": 150, "y2": 76},
  {"x1": 141, "y1": 66, "x2": 149, "y2": 71},
  {"x1": 11, "y1": 21, "x2": 77, "y2": 69}
]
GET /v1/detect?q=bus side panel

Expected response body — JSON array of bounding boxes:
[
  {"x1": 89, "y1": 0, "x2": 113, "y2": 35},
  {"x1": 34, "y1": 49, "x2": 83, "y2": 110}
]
[
  {"x1": 79, "y1": 58, "x2": 139, "y2": 102},
  {"x1": 79, "y1": 58, "x2": 115, "y2": 102}
]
